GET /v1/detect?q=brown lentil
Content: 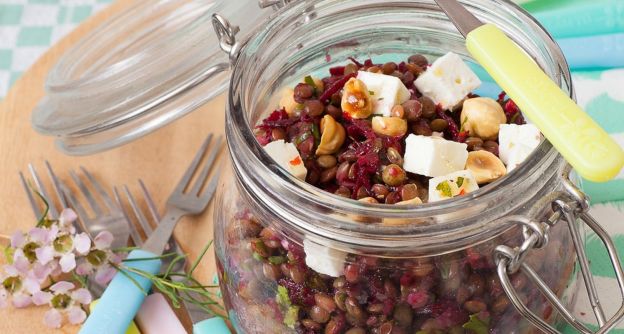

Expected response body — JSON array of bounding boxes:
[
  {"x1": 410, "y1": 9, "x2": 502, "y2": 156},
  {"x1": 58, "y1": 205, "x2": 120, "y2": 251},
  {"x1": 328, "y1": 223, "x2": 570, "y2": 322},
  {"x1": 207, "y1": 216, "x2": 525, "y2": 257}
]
[
  {"x1": 345, "y1": 328, "x2": 366, "y2": 334},
  {"x1": 302, "y1": 319, "x2": 322, "y2": 331},
  {"x1": 305, "y1": 99, "x2": 325, "y2": 117},
  {"x1": 320, "y1": 166, "x2": 338, "y2": 183},
  {"x1": 402, "y1": 99, "x2": 422, "y2": 121},
  {"x1": 315, "y1": 293, "x2": 337, "y2": 313},
  {"x1": 419, "y1": 96, "x2": 437, "y2": 118},
  {"x1": 406, "y1": 63, "x2": 424, "y2": 75},
  {"x1": 390, "y1": 105, "x2": 405, "y2": 119},
  {"x1": 385, "y1": 191, "x2": 401, "y2": 204},
  {"x1": 402, "y1": 71, "x2": 415, "y2": 85},
  {"x1": 334, "y1": 186, "x2": 351, "y2": 198},
  {"x1": 382, "y1": 62, "x2": 397, "y2": 75},
  {"x1": 371, "y1": 184, "x2": 390, "y2": 201},
  {"x1": 262, "y1": 263, "x2": 281, "y2": 280},
  {"x1": 294, "y1": 83, "x2": 314, "y2": 102},
  {"x1": 408, "y1": 54, "x2": 428, "y2": 68},
  {"x1": 400, "y1": 183, "x2": 419, "y2": 201},
  {"x1": 271, "y1": 128, "x2": 286, "y2": 141},
  {"x1": 386, "y1": 147, "x2": 403, "y2": 165},
  {"x1": 482, "y1": 140, "x2": 500, "y2": 155},
  {"x1": 430, "y1": 118, "x2": 449, "y2": 132},
  {"x1": 412, "y1": 119, "x2": 433, "y2": 136},
  {"x1": 336, "y1": 161, "x2": 351, "y2": 182},
  {"x1": 317, "y1": 154, "x2": 338, "y2": 168},
  {"x1": 326, "y1": 104, "x2": 342, "y2": 119},
  {"x1": 464, "y1": 300, "x2": 487, "y2": 313},
  {"x1": 367, "y1": 66, "x2": 381, "y2": 73},
  {"x1": 382, "y1": 164, "x2": 406, "y2": 186},
  {"x1": 310, "y1": 305, "x2": 331, "y2": 323},
  {"x1": 465, "y1": 136, "x2": 484, "y2": 150},
  {"x1": 344, "y1": 63, "x2": 358, "y2": 75}
]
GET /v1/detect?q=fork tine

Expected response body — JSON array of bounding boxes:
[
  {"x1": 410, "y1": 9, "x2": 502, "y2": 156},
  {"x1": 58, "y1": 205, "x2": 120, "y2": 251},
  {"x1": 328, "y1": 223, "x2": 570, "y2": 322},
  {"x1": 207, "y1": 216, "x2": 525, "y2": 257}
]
[
  {"x1": 45, "y1": 161, "x2": 67, "y2": 209},
  {"x1": 189, "y1": 136, "x2": 223, "y2": 196},
  {"x1": 114, "y1": 187, "x2": 143, "y2": 247},
  {"x1": 59, "y1": 180, "x2": 89, "y2": 235},
  {"x1": 80, "y1": 167, "x2": 117, "y2": 212},
  {"x1": 20, "y1": 171, "x2": 42, "y2": 219},
  {"x1": 173, "y1": 134, "x2": 213, "y2": 195},
  {"x1": 139, "y1": 179, "x2": 161, "y2": 222},
  {"x1": 28, "y1": 164, "x2": 59, "y2": 218},
  {"x1": 123, "y1": 185, "x2": 153, "y2": 236},
  {"x1": 69, "y1": 170, "x2": 103, "y2": 217},
  {"x1": 199, "y1": 169, "x2": 222, "y2": 205}
]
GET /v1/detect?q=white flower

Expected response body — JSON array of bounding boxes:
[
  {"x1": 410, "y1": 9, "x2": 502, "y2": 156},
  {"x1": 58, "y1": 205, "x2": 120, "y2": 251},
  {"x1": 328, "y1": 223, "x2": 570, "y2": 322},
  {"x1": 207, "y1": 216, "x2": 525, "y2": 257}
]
[
  {"x1": 37, "y1": 281, "x2": 92, "y2": 328},
  {"x1": 75, "y1": 231, "x2": 120, "y2": 285}
]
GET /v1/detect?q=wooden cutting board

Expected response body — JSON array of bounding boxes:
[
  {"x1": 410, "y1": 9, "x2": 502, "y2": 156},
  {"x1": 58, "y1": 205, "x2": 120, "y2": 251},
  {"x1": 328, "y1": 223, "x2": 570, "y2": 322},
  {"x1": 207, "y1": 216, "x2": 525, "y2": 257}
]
[{"x1": 0, "y1": 1, "x2": 227, "y2": 332}]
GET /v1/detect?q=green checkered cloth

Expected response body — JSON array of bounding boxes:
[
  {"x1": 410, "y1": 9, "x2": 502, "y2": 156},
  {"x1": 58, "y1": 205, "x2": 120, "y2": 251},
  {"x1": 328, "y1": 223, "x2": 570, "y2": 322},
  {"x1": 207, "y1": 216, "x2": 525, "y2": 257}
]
[
  {"x1": 0, "y1": 0, "x2": 112, "y2": 96},
  {"x1": 1, "y1": 0, "x2": 624, "y2": 332}
]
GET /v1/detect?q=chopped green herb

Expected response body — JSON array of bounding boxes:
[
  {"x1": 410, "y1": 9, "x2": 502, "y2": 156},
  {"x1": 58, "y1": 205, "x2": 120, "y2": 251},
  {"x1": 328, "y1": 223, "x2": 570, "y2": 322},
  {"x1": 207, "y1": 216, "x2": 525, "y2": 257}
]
[
  {"x1": 457, "y1": 176, "x2": 465, "y2": 188},
  {"x1": 276, "y1": 285, "x2": 291, "y2": 307},
  {"x1": 294, "y1": 131, "x2": 310, "y2": 146},
  {"x1": 312, "y1": 124, "x2": 321, "y2": 146},
  {"x1": 304, "y1": 76, "x2": 318, "y2": 95},
  {"x1": 510, "y1": 112, "x2": 520, "y2": 123},
  {"x1": 296, "y1": 103, "x2": 305, "y2": 110},
  {"x1": 463, "y1": 314, "x2": 490, "y2": 334},
  {"x1": 283, "y1": 305, "x2": 300, "y2": 329},
  {"x1": 436, "y1": 181, "x2": 453, "y2": 198},
  {"x1": 252, "y1": 252, "x2": 264, "y2": 261},
  {"x1": 268, "y1": 256, "x2": 287, "y2": 265},
  {"x1": 378, "y1": 97, "x2": 385, "y2": 101},
  {"x1": 369, "y1": 90, "x2": 375, "y2": 95}
]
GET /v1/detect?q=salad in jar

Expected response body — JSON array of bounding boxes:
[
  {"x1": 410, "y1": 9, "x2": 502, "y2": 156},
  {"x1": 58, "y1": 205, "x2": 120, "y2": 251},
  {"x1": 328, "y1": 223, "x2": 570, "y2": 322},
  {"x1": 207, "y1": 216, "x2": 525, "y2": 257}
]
[{"x1": 220, "y1": 52, "x2": 570, "y2": 334}]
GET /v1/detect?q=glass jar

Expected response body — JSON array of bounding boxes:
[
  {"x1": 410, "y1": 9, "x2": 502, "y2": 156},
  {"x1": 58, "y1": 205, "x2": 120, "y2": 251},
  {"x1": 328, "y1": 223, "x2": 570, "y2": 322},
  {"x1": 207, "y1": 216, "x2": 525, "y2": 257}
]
[{"x1": 213, "y1": 0, "x2": 623, "y2": 333}]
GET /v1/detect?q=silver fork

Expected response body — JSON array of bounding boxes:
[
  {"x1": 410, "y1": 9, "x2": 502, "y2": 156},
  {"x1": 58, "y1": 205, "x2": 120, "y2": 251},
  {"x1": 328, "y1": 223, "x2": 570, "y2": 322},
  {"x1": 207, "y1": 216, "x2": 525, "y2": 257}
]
[
  {"x1": 115, "y1": 181, "x2": 229, "y2": 333},
  {"x1": 21, "y1": 163, "x2": 133, "y2": 296},
  {"x1": 81, "y1": 134, "x2": 222, "y2": 334},
  {"x1": 113, "y1": 180, "x2": 185, "y2": 273}
]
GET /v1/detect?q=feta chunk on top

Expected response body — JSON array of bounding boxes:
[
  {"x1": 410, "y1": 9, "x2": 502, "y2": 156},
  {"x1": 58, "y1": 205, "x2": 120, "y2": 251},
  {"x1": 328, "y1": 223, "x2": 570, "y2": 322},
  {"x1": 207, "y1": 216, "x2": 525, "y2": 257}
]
[
  {"x1": 498, "y1": 124, "x2": 542, "y2": 172},
  {"x1": 356, "y1": 71, "x2": 411, "y2": 116},
  {"x1": 403, "y1": 134, "x2": 469, "y2": 177},
  {"x1": 263, "y1": 140, "x2": 307, "y2": 180},
  {"x1": 303, "y1": 238, "x2": 347, "y2": 277},
  {"x1": 428, "y1": 170, "x2": 479, "y2": 202},
  {"x1": 415, "y1": 52, "x2": 481, "y2": 110}
]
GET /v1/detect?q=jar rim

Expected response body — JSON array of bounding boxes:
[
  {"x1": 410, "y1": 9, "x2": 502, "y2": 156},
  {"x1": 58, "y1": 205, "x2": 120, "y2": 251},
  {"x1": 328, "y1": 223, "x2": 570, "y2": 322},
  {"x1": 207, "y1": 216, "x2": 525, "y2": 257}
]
[{"x1": 226, "y1": 0, "x2": 572, "y2": 251}]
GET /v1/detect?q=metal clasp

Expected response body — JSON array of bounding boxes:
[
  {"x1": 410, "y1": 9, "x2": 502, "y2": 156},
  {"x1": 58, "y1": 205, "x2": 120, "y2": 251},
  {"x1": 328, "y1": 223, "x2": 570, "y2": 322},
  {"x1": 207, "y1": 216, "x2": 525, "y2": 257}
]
[
  {"x1": 494, "y1": 164, "x2": 624, "y2": 333},
  {"x1": 211, "y1": 14, "x2": 240, "y2": 64},
  {"x1": 258, "y1": 0, "x2": 293, "y2": 9}
]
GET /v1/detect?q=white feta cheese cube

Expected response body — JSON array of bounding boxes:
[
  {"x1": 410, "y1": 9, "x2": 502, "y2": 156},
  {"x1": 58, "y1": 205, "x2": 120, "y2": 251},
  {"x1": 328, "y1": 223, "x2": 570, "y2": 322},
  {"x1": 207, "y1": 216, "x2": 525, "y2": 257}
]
[
  {"x1": 263, "y1": 140, "x2": 307, "y2": 180},
  {"x1": 498, "y1": 124, "x2": 542, "y2": 171},
  {"x1": 414, "y1": 52, "x2": 481, "y2": 110},
  {"x1": 303, "y1": 238, "x2": 347, "y2": 277},
  {"x1": 357, "y1": 71, "x2": 411, "y2": 116},
  {"x1": 428, "y1": 170, "x2": 479, "y2": 202},
  {"x1": 403, "y1": 134, "x2": 469, "y2": 177}
]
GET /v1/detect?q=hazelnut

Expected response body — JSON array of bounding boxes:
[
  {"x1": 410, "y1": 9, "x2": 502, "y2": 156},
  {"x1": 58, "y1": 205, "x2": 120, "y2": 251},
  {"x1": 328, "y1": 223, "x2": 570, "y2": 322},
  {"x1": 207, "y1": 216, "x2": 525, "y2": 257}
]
[
  {"x1": 395, "y1": 197, "x2": 423, "y2": 205},
  {"x1": 465, "y1": 150, "x2": 507, "y2": 184},
  {"x1": 372, "y1": 116, "x2": 408, "y2": 137},
  {"x1": 460, "y1": 97, "x2": 507, "y2": 140},
  {"x1": 341, "y1": 78, "x2": 373, "y2": 119},
  {"x1": 316, "y1": 115, "x2": 346, "y2": 155}
]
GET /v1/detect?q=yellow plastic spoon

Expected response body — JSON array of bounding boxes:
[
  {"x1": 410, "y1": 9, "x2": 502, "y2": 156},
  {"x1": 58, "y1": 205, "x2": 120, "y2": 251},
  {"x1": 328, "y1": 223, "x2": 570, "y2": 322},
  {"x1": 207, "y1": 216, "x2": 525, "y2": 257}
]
[{"x1": 435, "y1": 0, "x2": 624, "y2": 182}]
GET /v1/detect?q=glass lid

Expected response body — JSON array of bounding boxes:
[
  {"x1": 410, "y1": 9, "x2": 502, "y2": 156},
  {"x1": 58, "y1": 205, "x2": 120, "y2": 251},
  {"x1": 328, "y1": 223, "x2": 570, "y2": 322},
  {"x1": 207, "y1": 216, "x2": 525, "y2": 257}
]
[{"x1": 32, "y1": 0, "x2": 279, "y2": 155}]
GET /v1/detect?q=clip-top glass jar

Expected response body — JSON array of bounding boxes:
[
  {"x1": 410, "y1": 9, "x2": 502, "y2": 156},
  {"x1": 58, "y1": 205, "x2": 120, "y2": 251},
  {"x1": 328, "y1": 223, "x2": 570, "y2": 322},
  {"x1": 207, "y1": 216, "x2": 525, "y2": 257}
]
[{"x1": 213, "y1": 1, "x2": 624, "y2": 333}]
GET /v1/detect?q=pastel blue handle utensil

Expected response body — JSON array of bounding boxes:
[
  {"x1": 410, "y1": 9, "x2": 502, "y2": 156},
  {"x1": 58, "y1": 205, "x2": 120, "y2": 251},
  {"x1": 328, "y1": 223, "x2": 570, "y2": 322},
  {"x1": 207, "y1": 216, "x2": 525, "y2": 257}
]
[
  {"x1": 529, "y1": 0, "x2": 624, "y2": 38},
  {"x1": 80, "y1": 250, "x2": 161, "y2": 334},
  {"x1": 558, "y1": 33, "x2": 624, "y2": 69},
  {"x1": 193, "y1": 317, "x2": 231, "y2": 334}
]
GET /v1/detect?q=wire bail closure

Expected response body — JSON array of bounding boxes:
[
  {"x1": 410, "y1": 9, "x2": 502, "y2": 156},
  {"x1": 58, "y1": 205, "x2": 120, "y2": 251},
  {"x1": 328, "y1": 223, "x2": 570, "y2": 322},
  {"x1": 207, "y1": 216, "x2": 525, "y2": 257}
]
[
  {"x1": 258, "y1": 0, "x2": 293, "y2": 9},
  {"x1": 494, "y1": 165, "x2": 624, "y2": 333},
  {"x1": 211, "y1": 13, "x2": 241, "y2": 64}
]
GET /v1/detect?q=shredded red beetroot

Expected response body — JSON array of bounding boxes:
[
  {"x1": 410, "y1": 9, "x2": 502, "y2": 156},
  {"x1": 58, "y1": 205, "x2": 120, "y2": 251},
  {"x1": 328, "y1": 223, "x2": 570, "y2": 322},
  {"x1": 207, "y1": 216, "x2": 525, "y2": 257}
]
[
  {"x1": 345, "y1": 119, "x2": 376, "y2": 141},
  {"x1": 347, "y1": 57, "x2": 364, "y2": 67},
  {"x1": 436, "y1": 109, "x2": 465, "y2": 142},
  {"x1": 319, "y1": 72, "x2": 357, "y2": 103},
  {"x1": 329, "y1": 66, "x2": 345, "y2": 76},
  {"x1": 352, "y1": 152, "x2": 380, "y2": 198},
  {"x1": 257, "y1": 109, "x2": 296, "y2": 130}
]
